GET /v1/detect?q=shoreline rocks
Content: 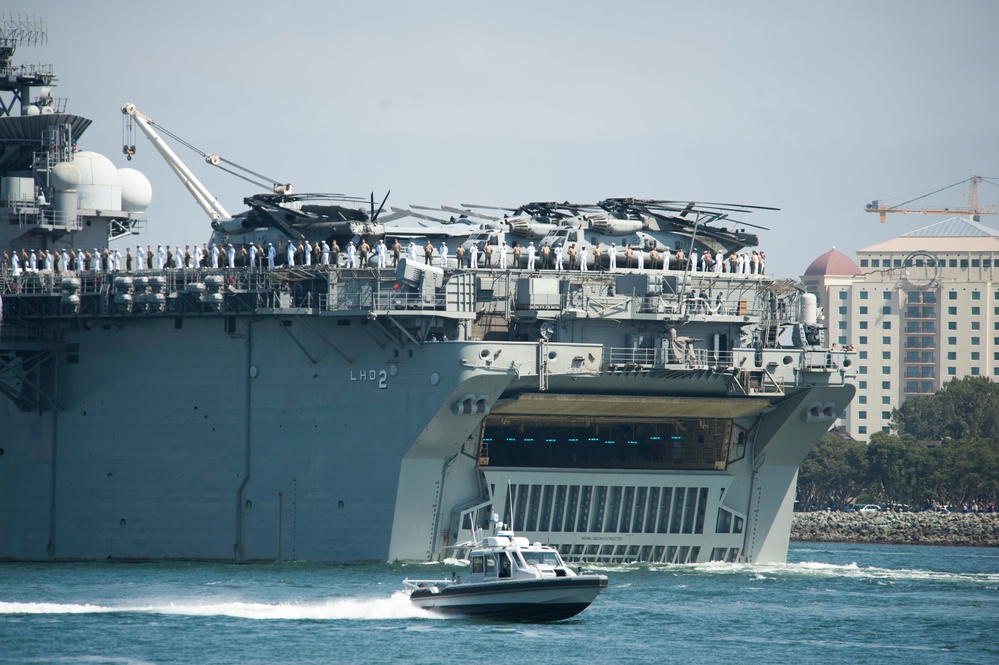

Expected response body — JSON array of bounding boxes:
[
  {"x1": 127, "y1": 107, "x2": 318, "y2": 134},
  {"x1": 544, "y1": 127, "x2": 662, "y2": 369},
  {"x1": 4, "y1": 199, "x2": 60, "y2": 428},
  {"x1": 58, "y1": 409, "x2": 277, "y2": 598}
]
[{"x1": 791, "y1": 511, "x2": 999, "y2": 547}]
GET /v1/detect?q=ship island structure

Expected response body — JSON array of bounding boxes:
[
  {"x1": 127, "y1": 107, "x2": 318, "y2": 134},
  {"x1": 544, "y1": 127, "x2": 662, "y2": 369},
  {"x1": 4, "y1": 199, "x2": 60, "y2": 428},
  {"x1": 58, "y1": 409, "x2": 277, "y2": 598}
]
[{"x1": 0, "y1": 19, "x2": 856, "y2": 565}]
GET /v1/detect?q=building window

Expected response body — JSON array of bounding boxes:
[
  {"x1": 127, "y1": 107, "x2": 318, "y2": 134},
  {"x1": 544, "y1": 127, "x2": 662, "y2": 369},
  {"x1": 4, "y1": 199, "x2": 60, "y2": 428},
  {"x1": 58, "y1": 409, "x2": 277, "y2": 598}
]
[
  {"x1": 949, "y1": 291, "x2": 957, "y2": 300},
  {"x1": 971, "y1": 352, "x2": 980, "y2": 361},
  {"x1": 972, "y1": 367, "x2": 980, "y2": 376},
  {"x1": 858, "y1": 396, "x2": 867, "y2": 404},
  {"x1": 948, "y1": 322, "x2": 957, "y2": 330},
  {"x1": 972, "y1": 306, "x2": 980, "y2": 316},
  {"x1": 860, "y1": 351, "x2": 868, "y2": 359},
  {"x1": 883, "y1": 336, "x2": 891, "y2": 344},
  {"x1": 860, "y1": 259, "x2": 869, "y2": 267},
  {"x1": 882, "y1": 351, "x2": 891, "y2": 359},
  {"x1": 949, "y1": 259, "x2": 957, "y2": 268},
  {"x1": 893, "y1": 260, "x2": 902, "y2": 268},
  {"x1": 838, "y1": 336, "x2": 847, "y2": 345},
  {"x1": 859, "y1": 381, "x2": 867, "y2": 389},
  {"x1": 882, "y1": 396, "x2": 891, "y2": 404},
  {"x1": 859, "y1": 366, "x2": 868, "y2": 375},
  {"x1": 882, "y1": 411, "x2": 891, "y2": 420},
  {"x1": 972, "y1": 337, "x2": 980, "y2": 345},
  {"x1": 972, "y1": 291, "x2": 981, "y2": 300},
  {"x1": 948, "y1": 367, "x2": 957, "y2": 376},
  {"x1": 859, "y1": 336, "x2": 868, "y2": 345},
  {"x1": 882, "y1": 381, "x2": 891, "y2": 389},
  {"x1": 839, "y1": 291, "x2": 847, "y2": 300},
  {"x1": 949, "y1": 352, "x2": 958, "y2": 360},
  {"x1": 948, "y1": 306, "x2": 957, "y2": 315},
  {"x1": 860, "y1": 321, "x2": 868, "y2": 329},
  {"x1": 883, "y1": 291, "x2": 892, "y2": 300},
  {"x1": 972, "y1": 322, "x2": 980, "y2": 331},
  {"x1": 859, "y1": 306, "x2": 868, "y2": 315},
  {"x1": 882, "y1": 305, "x2": 892, "y2": 315},
  {"x1": 860, "y1": 292, "x2": 869, "y2": 300},
  {"x1": 859, "y1": 426, "x2": 868, "y2": 435},
  {"x1": 961, "y1": 259, "x2": 969, "y2": 268},
  {"x1": 883, "y1": 322, "x2": 891, "y2": 330},
  {"x1": 972, "y1": 259, "x2": 981, "y2": 268},
  {"x1": 838, "y1": 321, "x2": 847, "y2": 329},
  {"x1": 948, "y1": 337, "x2": 957, "y2": 345},
  {"x1": 858, "y1": 411, "x2": 867, "y2": 419}
]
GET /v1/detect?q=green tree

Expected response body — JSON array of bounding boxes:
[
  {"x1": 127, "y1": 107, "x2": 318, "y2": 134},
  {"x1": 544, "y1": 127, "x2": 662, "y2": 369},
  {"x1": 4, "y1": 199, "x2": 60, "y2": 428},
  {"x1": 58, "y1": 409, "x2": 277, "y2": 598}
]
[
  {"x1": 797, "y1": 433, "x2": 867, "y2": 508},
  {"x1": 865, "y1": 432, "x2": 920, "y2": 505},
  {"x1": 892, "y1": 376, "x2": 999, "y2": 441}
]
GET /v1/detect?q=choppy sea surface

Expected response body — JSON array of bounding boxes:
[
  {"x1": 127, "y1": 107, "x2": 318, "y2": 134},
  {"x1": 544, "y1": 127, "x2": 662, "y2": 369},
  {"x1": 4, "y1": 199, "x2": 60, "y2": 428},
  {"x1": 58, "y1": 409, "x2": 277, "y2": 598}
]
[{"x1": 1, "y1": 543, "x2": 996, "y2": 665}]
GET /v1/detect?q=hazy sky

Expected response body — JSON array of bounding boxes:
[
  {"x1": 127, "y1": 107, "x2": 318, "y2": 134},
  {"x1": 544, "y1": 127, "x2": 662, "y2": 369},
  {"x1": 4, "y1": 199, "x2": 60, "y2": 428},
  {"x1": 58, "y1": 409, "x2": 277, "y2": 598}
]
[{"x1": 9, "y1": 0, "x2": 999, "y2": 277}]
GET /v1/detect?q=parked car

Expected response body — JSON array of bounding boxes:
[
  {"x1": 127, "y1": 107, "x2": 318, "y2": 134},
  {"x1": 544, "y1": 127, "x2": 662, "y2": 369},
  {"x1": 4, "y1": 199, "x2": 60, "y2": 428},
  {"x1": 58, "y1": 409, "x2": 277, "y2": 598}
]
[{"x1": 856, "y1": 504, "x2": 881, "y2": 515}]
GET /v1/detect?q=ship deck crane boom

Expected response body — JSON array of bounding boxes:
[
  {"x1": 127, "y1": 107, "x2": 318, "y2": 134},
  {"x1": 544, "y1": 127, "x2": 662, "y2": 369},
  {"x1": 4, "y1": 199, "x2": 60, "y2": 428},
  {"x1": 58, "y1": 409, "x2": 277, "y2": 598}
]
[
  {"x1": 121, "y1": 102, "x2": 232, "y2": 222},
  {"x1": 866, "y1": 175, "x2": 999, "y2": 223}
]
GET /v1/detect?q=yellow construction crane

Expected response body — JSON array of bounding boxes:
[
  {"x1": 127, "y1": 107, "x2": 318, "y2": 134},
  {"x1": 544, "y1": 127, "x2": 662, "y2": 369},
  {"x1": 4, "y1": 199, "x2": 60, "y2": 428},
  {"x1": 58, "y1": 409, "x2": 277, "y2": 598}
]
[{"x1": 866, "y1": 175, "x2": 999, "y2": 223}]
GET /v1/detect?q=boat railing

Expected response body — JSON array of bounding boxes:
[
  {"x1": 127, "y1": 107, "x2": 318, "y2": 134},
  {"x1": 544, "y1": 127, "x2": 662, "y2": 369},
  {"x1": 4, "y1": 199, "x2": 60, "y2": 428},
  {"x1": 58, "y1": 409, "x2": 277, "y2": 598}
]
[{"x1": 603, "y1": 345, "x2": 733, "y2": 370}]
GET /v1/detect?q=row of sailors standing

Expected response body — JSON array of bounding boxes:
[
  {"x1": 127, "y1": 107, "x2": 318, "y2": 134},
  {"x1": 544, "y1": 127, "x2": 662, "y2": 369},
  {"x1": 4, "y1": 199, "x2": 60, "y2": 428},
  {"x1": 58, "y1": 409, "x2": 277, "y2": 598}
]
[
  {"x1": 410, "y1": 239, "x2": 766, "y2": 275},
  {"x1": 2, "y1": 240, "x2": 766, "y2": 275}
]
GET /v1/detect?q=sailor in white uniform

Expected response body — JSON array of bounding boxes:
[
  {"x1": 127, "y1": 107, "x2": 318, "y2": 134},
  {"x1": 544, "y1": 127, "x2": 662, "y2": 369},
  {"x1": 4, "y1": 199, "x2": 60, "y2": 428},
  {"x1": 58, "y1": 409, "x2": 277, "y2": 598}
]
[
  {"x1": 11, "y1": 252, "x2": 20, "y2": 276},
  {"x1": 714, "y1": 250, "x2": 723, "y2": 273},
  {"x1": 320, "y1": 241, "x2": 330, "y2": 266},
  {"x1": 347, "y1": 241, "x2": 356, "y2": 268},
  {"x1": 407, "y1": 241, "x2": 417, "y2": 262},
  {"x1": 439, "y1": 242, "x2": 448, "y2": 269},
  {"x1": 211, "y1": 244, "x2": 220, "y2": 269},
  {"x1": 499, "y1": 241, "x2": 508, "y2": 269},
  {"x1": 285, "y1": 240, "x2": 295, "y2": 267},
  {"x1": 267, "y1": 242, "x2": 276, "y2": 269},
  {"x1": 636, "y1": 248, "x2": 644, "y2": 270},
  {"x1": 192, "y1": 244, "x2": 201, "y2": 269},
  {"x1": 527, "y1": 242, "x2": 536, "y2": 270},
  {"x1": 377, "y1": 239, "x2": 387, "y2": 268},
  {"x1": 608, "y1": 244, "x2": 617, "y2": 271},
  {"x1": 136, "y1": 245, "x2": 144, "y2": 271},
  {"x1": 249, "y1": 243, "x2": 258, "y2": 269},
  {"x1": 157, "y1": 244, "x2": 166, "y2": 269},
  {"x1": 28, "y1": 250, "x2": 37, "y2": 272},
  {"x1": 113, "y1": 248, "x2": 122, "y2": 271},
  {"x1": 689, "y1": 249, "x2": 697, "y2": 272},
  {"x1": 554, "y1": 244, "x2": 563, "y2": 271},
  {"x1": 663, "y1": 248, "x2": 671, "y2": 272},
  {"x1": 579, "y1": 246, "x2": 588, "y2": 272},
  {"x1": 226, "y1": 244, "x2": 235, "y2": 267},
  {"x1": 303, "y1": 241, "x2": 312, "y2": 266},
  {"x1": 469, "y1": 242, "x2": 478, "y2": 269},
  {"x1": 61, "y1": 249, "x2": 70, "y2": 272},
  {"x1": 75, "y1": 250, "x2": 85, "y2": 272},
  {"x1": 173, "y1": 246, "x2": 183, "y2": 269}
]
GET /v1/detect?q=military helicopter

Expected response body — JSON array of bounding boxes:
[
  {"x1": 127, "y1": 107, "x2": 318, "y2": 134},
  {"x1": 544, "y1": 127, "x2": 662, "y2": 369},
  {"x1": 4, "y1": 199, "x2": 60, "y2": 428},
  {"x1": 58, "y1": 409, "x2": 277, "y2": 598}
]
[
  {"x1": 452, "y1": 198, "x2": 773, "y2": 269},
  {"x1": 122, "y1": 103, "x2": 401, "y2": 251}
]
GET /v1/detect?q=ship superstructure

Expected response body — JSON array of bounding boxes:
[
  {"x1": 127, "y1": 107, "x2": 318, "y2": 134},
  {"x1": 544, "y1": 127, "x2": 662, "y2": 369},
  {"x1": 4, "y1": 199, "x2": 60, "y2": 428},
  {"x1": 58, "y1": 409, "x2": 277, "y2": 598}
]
[{"x1": 0, "y1": 22, "x2": 855, "y2": 565}]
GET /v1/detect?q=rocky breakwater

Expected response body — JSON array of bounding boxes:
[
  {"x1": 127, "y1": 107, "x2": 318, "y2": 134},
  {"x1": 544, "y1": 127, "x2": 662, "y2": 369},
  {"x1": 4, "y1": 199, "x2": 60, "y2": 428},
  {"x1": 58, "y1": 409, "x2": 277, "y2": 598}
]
[{"x1": 792, "y1": 511, "x2": 999, "y2": 547}]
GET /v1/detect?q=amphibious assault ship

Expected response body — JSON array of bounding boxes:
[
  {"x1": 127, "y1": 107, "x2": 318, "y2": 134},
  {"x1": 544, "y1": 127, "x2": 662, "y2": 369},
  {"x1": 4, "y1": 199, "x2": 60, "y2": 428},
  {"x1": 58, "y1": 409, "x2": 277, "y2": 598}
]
[{"x1": 0, "y1": 20, "x2": 855, "y2": 565}]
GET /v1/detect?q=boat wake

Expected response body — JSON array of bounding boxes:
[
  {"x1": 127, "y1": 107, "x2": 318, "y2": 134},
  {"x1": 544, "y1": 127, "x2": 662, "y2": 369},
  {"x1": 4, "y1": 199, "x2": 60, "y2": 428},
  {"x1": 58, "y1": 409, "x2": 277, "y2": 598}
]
[
  {"x1": 0, "y1": 591, "x2": 442, "y2": 621},
  {"x1": 584, "y1": 560, "x2": 999, "y2": 586}
]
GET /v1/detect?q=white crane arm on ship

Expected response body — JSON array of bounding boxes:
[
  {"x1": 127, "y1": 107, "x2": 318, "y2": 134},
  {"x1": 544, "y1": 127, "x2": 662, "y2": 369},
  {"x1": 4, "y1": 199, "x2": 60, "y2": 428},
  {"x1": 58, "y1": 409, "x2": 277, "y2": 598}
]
[{"x1": 121, "y1": 102, "x2": 232, "y2": 222}]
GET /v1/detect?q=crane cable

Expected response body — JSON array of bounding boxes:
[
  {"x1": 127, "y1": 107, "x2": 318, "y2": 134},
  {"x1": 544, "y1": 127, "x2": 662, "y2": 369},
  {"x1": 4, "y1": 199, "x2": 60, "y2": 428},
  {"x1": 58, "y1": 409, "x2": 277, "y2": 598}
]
[{"x1": 129, "y1": 116, "x2": 284, "y2": 193}]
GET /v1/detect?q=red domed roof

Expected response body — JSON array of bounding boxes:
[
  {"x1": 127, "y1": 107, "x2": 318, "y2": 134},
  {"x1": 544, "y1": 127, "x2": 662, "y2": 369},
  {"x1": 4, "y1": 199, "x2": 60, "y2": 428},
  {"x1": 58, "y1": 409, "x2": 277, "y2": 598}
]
[{"x1": 804, "y1": 248, "x2": 860, "y2": 276}]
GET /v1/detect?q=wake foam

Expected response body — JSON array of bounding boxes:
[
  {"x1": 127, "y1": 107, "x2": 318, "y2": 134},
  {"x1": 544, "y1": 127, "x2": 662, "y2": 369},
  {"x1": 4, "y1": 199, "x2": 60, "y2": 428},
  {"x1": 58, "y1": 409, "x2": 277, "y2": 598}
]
[{"x1": 0, "y1": 591, "x2": 442, "y2": 621}]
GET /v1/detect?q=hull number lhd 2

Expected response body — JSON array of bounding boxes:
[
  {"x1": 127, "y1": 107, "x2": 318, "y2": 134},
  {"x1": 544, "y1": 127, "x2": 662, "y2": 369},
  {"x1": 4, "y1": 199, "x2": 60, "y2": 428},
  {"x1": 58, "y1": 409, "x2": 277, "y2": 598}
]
[{"x1": 350, "y1": 369, "x2": 388, "y2": 389}]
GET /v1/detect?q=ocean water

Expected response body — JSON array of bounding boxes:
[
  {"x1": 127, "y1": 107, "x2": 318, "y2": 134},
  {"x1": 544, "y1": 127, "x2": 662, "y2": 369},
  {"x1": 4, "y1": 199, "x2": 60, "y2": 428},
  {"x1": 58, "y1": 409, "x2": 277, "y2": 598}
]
[{"x1": 1, "y1": 543, "x2": 996, "y2": 665}]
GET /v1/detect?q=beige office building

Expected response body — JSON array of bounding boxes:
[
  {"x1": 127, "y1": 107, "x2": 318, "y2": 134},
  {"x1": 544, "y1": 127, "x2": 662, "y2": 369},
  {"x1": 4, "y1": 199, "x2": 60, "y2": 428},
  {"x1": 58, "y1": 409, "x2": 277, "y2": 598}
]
[{"x1": 802, "y1": 217, "x2": 999, "y2": 441}]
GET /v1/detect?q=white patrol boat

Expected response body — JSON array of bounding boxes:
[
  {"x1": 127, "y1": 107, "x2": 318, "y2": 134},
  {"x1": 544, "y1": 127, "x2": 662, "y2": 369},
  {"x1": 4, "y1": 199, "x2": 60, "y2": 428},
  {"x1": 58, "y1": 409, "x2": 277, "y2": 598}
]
[{"x1": 403, "y1": 517, "x2": 608, "y2": 621}]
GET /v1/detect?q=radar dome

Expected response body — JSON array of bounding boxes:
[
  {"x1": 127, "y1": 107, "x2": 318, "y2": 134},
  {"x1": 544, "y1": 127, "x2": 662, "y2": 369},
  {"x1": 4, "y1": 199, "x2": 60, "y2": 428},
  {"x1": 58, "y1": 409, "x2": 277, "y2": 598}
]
[
  {"x1": 73, "y1": 151, "x2": 122, "y2": 211},
  {"x1": 52, "y1": 162, "x2": 82, "y2": 190},
  {"x1": 118, "y1": 168, "x2": 152, "y2": 212},
  {"x1": 26, "y1": 105, "x2": 41, "y2": 116}
]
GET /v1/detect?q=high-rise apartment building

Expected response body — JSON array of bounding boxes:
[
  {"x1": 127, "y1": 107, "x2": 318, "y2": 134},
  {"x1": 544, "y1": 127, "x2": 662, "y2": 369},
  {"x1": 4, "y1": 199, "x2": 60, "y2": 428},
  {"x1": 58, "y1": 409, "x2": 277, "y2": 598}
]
[{"x1": 801, "y1": 217, "x2": 999, "y2": 440}]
